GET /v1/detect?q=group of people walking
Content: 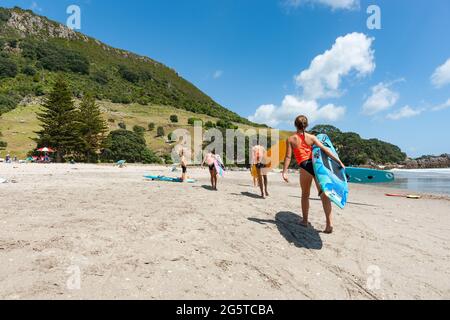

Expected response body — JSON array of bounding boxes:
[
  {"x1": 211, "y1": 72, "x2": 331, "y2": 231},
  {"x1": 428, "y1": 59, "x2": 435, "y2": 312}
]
[{"x1": 179, "y1": 115, "x2": 345, "y2": 234}]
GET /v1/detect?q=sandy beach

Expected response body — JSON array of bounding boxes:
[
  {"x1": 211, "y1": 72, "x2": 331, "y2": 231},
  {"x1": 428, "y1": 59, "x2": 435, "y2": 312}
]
[{"x1": 0, "y1": 163, "x2": 449, "y2": 300}]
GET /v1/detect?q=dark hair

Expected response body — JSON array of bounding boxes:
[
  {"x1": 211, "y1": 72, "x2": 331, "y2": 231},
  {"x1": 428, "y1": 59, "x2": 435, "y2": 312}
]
[{"x1": 295, "y1": 115, "x2": 309, "y2": 134}]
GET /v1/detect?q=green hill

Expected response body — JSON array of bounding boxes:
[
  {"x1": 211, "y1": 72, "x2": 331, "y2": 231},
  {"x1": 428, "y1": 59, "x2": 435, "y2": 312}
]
[
  {"x1": 311, "y1": 125, "x2": 407, "y2": 165},
  {"x1": 0, "y1": 6, "x2": 256, "y2": 125}
]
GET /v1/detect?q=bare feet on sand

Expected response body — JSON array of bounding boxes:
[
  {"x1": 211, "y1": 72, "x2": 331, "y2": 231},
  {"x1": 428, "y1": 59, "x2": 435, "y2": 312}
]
[
  {"x1": 323, "y1": 227, "x2": 334, "y2": 234},
  {"x1": 300, "y1": 220, "x2": 310, "y2": 228}
]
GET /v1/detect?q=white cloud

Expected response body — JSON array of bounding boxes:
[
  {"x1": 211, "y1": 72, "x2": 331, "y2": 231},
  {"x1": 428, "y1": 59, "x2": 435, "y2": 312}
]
[
  {"x1": 295, "y1": 32, "x2": 375, "y2": 100},
  {"x1": 432, "y1": 98, "x2": 450, "y2": 111},
  {"x1": 249, "y1": 95, "x2": 346, "y2": 127},
  {"x1": 431, "y1": 58, "x2": 450, "y2": 88},
  {"x1": 30, "y1": 1, "x2": 43, "y2": 12},
  {"x1": 386, "y1": 106, "x2": 423, "y2": 120},
  {"x1": 362, "y1": 82, "x2": 400, "y2": 115},
  {"x1": 213, "y1": 70, "x2": 223, "y2": 79},
  {"x1": 283, "y1": 0, "x2": 359, "y2": 10},
  {"x1": 249, "y1": 32, "x2": 374, "y2": 127}
]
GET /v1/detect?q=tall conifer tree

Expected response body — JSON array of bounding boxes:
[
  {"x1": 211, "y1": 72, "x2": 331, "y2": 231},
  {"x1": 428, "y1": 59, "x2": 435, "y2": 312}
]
[
  {"x1": 78, "y1": 93, "x2": 108, "y2": 162},
  {"x1": 35, "y1": 77, "x2": 80, "y2": 162}
]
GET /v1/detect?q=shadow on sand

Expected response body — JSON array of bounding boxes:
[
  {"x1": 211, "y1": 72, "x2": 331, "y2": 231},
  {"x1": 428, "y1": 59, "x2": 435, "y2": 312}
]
[
  {"x1": 248, "y1": 212, "x2": 323, "y2": 250},
  {"x1": 289, "y1": 195, "x2": 378, "y2": 207},
  {"x1": 231, "y1": 192, "x2": 263, "y2": 199}
]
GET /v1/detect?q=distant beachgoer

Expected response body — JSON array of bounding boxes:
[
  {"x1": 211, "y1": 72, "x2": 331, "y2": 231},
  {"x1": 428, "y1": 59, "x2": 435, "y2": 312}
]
[
  {"x1": 202, "y1": 150, "x2": 218, "y2": 190},
  {"x1": 180, "y1": 150, "x2": 187, "y2": 182},
  {"x1": 5, "y1": 154, "x2": 11, "y2": 164},
  {"x1": 282, "y1": 115, "x2": 345, "y2": 234},
  {"x1": 252, "y1": 145, "x2": 269, "y2": 198}
]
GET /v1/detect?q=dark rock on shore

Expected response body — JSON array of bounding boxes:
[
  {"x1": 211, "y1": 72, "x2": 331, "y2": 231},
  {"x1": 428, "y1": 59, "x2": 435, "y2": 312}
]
[{"x1": 402, "y1": 154, "x2": 450, "y2": 169}]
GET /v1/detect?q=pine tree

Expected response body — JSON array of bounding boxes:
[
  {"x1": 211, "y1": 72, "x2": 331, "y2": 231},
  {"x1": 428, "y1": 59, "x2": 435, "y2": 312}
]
[
  {"x1": 0, "y1": 130, "x2": 7, "y2": 150},
  {"x1": 78, "y1": 93, "x2": 108, "y2": 162},
  {"x1": 35, "y1": 77, "x2": 81, "y2": 163}
]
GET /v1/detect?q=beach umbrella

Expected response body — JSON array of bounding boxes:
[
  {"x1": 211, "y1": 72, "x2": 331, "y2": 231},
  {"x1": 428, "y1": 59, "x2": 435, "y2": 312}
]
[{"x1": 37, "y1": 147, "x2": 55, "y2": 153}]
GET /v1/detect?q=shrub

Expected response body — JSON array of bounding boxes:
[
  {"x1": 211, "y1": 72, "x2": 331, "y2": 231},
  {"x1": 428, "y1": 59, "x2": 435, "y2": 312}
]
[
  {"x1": 188, "y1": 117, "x2": 202, "y2": 126},
  {"x1": 118, "y1": 65, "x2": 140, "y2": 83},
  {"x1": 101, "y1": 129, "x2": 160, "y2": 164},
  {"x1": 0, "y1": 56, "x2": 18, "y2": 79},
  {"x1": 133, "y1": 125, "x2": 146, "y2": 136},
  {"x1": 170, "y1": 115, "x2": 178, "y2": 123},
  {"x1": 22, "y1": 65, "x2": 37, "y2": 76},
  {"x1": 148, "y1": 122, "x2": 155, "y2": 131},
  {"x1": 33, "y1": 85, "x2": 45, "y2": 96},
  {"x1": 21, "y1": 40, "x2": 89, "y2": 75},
  {"x1": 216, "y1": 119, "x2": 237, "y2": 129},
  {"x1": 156, "y1": 126, "x2": 165, "y2": 137},
  {"x1": 0, "y1": 94, "x2": 19, "y2": 114},
  {"x1": 111, "y1": 94, "x2": 132, "y2": 104},
  {"x1": 205, "y1": 121, "x2": 216, "y2": 129},
  {"x1": 118, "y1": 122, "x2": 127, "y2": 130},
  {"x1": 0, "y1": 8, "x2": 11, "y2": 22},
  {"x1": 141, "y1": 148, "x2": 161, "y2": 164},
  {"x1": 162, "y1": 153, "x2": 173, "y2": 165},
  {"x1": 91, "y1": 69, "x2": 109, "y2": 84},
  {"x1": 0, "y1": 140, "x2": 7, "y2": 149}
]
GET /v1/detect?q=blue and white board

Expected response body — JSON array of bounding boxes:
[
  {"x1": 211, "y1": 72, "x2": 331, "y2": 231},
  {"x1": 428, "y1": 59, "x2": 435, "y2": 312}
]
[
  {"x1": 346, "y1": 167, "x2": 395, "y2": 184},
  {"x1": 312, "y1": 134, "x2": 349, "y2": 209},
  {"x1": 144, "y1": 175, "x2": 196, "y2": 183}
]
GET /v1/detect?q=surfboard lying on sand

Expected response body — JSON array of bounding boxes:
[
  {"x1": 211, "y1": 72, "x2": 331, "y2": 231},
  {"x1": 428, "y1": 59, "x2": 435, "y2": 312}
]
[
  {"x1": 144, "y1": 175, "x2": 196, "y2": 183},
  {"x1": 312, "y1": 134, "x2": 349, "y2": 209},
  {"x1": 0, "y1": 178, "x2": 6, "y2": 184},
  {"x1": 386, "y1": 193, "x2": 421, "y2": 199},
  {"x1": 346, "y1": 167, "x2": 395, "y2": 184}
]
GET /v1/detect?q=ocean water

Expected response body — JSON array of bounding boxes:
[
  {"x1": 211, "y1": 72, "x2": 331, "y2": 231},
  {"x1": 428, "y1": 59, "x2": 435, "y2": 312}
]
[{"x1": 380, "y1": 169, "x2": 450, "y2": 195}]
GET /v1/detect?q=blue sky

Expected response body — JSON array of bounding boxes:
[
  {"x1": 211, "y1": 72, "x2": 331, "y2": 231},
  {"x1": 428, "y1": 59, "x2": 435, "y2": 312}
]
[{"x1": 2, "y1": 0, "x2": 450, "y2": 156}]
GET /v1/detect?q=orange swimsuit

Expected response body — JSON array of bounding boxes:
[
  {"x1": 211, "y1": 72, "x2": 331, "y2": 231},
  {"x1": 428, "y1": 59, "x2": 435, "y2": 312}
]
[{"x1": 293, "y1": 133, "x2": 312, "y2": 165}]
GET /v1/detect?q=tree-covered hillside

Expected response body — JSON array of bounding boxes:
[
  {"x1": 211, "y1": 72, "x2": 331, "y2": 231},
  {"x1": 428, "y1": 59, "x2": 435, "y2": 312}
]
[
  {"x1": 0, "y1": 6, "x2": 257, "y2": 126},
  {"x1": 311, "y1": 125, "x2": 407, "y2": 165}
]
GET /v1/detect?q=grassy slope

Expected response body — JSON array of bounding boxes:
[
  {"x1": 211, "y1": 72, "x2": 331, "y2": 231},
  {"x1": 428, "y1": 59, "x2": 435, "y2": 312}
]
[{"x1": 0, "y1": 101, "x2": 285, "y2": 159}]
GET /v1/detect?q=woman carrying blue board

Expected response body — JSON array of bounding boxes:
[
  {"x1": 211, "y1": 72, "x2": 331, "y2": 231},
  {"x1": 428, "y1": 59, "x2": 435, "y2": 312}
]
[{"x1": 282, "y1": 115, "x2": 345, "y2": 234}]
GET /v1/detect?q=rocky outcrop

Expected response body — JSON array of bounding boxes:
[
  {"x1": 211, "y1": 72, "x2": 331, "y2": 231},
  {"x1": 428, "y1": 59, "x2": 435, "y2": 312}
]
[
  {"x1": 3, "y1": 9, "x2": 161, "y2": 67},
  {"x1": 403, "y1": 154, "x2": 450, "y2": 169},
  {"x1": 6, "y1": 11, "x2": 88, "y2": 41},
  {"x1": 358, "y1": 154, "x2": 450, "y2": 169}
]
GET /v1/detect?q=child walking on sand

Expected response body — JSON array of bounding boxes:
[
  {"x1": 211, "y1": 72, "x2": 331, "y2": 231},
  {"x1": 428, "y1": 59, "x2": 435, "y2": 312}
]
[
  {"x1": 180, "y1": 150, "x2": 188, "y2": 182},
  {"x1": 202, "y1": 150, "x2": 218, "y2": 190},
  {"x1": 252, "y1": 145, "x2": 269, "y2": 198},
  {"x1": 282, "y1": 115, "x2": 345, "y2": 234}
]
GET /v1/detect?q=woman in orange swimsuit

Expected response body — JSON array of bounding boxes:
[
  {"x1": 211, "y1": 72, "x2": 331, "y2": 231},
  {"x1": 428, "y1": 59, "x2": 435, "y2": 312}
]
[{"x1": 282, "y1": 115, "x2": 345, "y2": 234}]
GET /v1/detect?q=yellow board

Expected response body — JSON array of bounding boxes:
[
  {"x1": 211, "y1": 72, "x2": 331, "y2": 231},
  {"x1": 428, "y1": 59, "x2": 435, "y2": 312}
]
[
  {"x1": 250, "y1": 164, "x2": 257, "y2": 178},
  {"x1": 266, "y1": 139, "x2": 287, "y2": 169}
]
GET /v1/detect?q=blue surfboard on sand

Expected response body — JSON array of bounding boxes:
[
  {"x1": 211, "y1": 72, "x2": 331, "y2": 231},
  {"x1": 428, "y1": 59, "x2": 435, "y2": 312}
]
[
  {"x1": 144, "y1": 175, "x2": 196, "y2": 183},
  {"x1": 312, "y1": 134, "x2": 349, "y2": 209},
  {"x1": 345, "y1": 167, "x2": 395, "y2": 184}
]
